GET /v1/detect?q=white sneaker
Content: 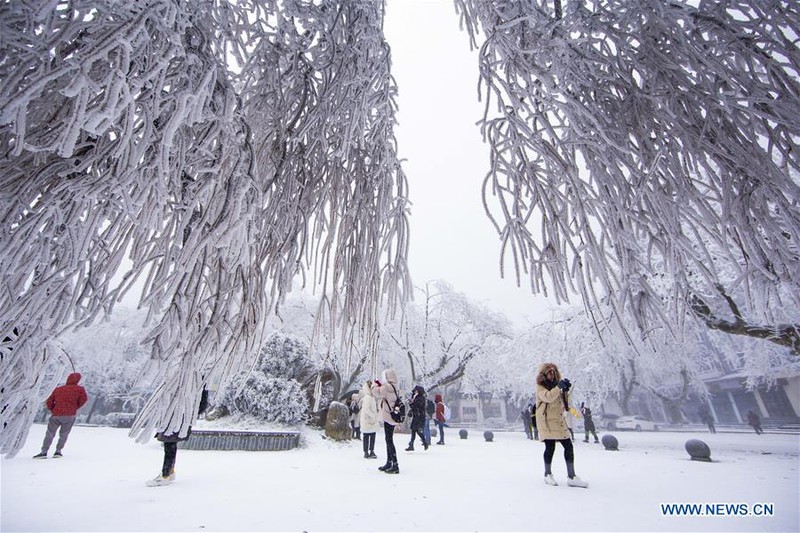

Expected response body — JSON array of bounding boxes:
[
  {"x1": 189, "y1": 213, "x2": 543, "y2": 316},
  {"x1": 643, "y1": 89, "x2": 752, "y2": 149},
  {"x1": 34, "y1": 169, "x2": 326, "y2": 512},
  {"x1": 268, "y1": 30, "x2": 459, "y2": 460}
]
[
  {"x1": 145, "y1": 472, "x2": 175, "y2": 487},
  {"x1": 567, "y1": 476, "x2": 589, "y2": 488},
  {"x1": 544, "y1": 474, "x2": 558, "y2": 486}
]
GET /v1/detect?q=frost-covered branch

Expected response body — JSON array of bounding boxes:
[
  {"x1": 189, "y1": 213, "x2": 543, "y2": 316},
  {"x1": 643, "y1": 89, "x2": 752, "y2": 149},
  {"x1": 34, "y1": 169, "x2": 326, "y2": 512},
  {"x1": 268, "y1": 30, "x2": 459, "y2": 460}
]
[
  {"x1": 452, "y1": 0, "x2": 800, "y2": 345},
  {"x1": 0, "y1": 0, "x2": 410, "y2": 457},
  {"x1": 690, "y1": 289, "x2": 800, "y2": 354}
]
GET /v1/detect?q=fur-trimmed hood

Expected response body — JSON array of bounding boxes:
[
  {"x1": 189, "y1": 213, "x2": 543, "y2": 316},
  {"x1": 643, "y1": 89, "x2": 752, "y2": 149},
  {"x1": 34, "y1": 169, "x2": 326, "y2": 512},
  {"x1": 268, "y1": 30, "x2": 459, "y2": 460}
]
[
  {"x1": 382, "y1": 368, "x2": 398, "y2": 385},
  {"x1": 360, "y1": 380, "x2": 374, "y2": 398},
  {"x1": 536, "y1": 362, "x2": 561, "y2": 386}
]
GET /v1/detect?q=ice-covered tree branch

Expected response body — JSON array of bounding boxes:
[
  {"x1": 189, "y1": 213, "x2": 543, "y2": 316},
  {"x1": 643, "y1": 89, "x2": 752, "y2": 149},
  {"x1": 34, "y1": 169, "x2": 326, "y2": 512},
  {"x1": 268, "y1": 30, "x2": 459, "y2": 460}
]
[
  {"x1": 690, "y1": 287, "x2": 800, "y2": 355},
  {"x1": 0, "y1": 0, "x2": 410, "y2": 457},
  {"x1": 452, "y1": 0, "x2": 800, "y2": 346}
]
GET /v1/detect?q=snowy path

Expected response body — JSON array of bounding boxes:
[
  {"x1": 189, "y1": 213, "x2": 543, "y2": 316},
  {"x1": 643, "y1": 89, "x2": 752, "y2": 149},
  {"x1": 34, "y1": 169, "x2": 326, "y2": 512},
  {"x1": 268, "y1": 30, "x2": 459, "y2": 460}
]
[{"x1": 2, "y1": 424, "x2": 797, "y2": 532}]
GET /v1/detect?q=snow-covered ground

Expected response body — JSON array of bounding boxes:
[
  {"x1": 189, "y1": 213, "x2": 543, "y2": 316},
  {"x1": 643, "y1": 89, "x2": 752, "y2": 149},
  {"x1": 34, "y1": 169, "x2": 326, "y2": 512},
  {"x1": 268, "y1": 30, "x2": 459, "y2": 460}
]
[{"x1": 2, "y1": 423, "x2": 798, "y2": 532}]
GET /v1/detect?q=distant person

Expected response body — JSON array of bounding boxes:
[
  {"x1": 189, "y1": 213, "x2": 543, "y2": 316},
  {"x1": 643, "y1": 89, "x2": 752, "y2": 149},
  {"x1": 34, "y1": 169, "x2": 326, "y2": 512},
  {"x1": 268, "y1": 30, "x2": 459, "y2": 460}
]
[
  {"x1": 521, "y1": 403, "x2": 534, "y2": 439},
  {"x1": 350, "y1": 392, "x2": 361, "y2": 440},
  {"x1": 424, "y1": 395, "x2": 435, "y2": 446},
  {"x1": 698, "y1": 405, "x2": 716, "y2": 434},
  {"x1": 564, "y1": 402, "x2": 577, "y2": 441},
  {"x1": 147, "y1": 387, "x2": 208, "y2": 487},
  {"x1": 434, "y1": 393, "x2": 447, "y2": 445},
  {"x1": 746, "y1": 409, "x2": 763, "y2": 435},
  {"x1": 33, "y1": 372, "x2": 88, "y2": 459},
  {"x1": 406, "y1": 385, "x2": 429, "y2": 451},
  {"x1": 536, "y1": 362, "x2": 588, "y2": 488},
  {"x1": 359, "y1": 380, "x2": 379, "y2": 459},
  {"x1": 375, "y1": 368, "x2": 402, "y2": 474},
  {"x1": 580, "y1": 402, "x2": 599, "y2": 443}
]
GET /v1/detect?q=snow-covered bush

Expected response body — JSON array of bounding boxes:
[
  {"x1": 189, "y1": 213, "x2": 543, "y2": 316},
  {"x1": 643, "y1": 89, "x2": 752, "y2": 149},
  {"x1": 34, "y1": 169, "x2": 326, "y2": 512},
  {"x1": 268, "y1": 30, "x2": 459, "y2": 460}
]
[
  {"x1": 231, "y1": 374, "x2": 307, "y2": 425},
  {"x1": 215, "y1": 333, "x2": 316, "y2": 425},
  {"x1": 256, "y1": 334, "x2": 314, "y2": 380}
]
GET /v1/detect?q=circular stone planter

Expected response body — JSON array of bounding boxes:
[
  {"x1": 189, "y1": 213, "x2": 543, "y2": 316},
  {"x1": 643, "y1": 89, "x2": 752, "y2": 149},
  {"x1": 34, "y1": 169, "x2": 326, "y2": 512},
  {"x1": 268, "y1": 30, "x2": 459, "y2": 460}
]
[
  {"x1": 601, "y1": 434, "x2": 619, "y2": 451},
  {"x1": 685, "y1": 438, "x2": 712, "y2": 462},
  {"x1": 459, "y1": 428, "x2": 468, "y2": 439}
]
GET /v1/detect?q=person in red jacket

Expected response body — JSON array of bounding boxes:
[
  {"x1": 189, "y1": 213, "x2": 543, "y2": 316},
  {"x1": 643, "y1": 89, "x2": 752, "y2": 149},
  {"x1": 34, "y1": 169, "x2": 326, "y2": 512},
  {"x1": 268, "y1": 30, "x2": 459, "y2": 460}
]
[
  {"x1": 434, "y1": 393, "x2": 447, "y2": 445},
  {"x1": 33, "y1": 372, "x2": 88, "y2": 459}
]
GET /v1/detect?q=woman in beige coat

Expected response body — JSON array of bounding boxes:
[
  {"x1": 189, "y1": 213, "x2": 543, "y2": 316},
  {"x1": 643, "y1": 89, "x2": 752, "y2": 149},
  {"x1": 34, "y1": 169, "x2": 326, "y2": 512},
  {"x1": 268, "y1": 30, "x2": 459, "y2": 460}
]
[
  {"x1": 375, "y1": 368, "x2": 402, "y2": 474},
  {"x1": 535, "y1": 362, "x2": 588, "y2": 488}
]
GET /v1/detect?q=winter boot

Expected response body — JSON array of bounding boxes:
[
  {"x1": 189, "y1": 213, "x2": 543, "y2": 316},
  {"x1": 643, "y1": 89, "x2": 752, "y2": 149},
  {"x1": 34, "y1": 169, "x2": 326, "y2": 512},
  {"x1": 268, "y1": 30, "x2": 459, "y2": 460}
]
[
  {"x1": 405, "y1": 444, "x2": 414, "y2": 452},
  {"x1": 378, "y1": 462, "x2": 392, "y2": 471},
  {"x1": 568, "y1": 476, "x2": 589, "y2": 488},
  {"x1": 544, "y1": 474, "x2": 558, "y2": 486},
  {"x1": 385, "y1": 462, "x2": 400, "y2": 474},
  {"x1": 368, "y1": 452, "x2": 378, "y2": 459},
  {"x1": 53, "y1": 452, "x2": 63, "y2": 458},
  {"x1": 32, "y1": 452, "x2": 47, "y2": 459},
  {"x1": 364, "y1": 452, "x2": 370, "y2": 459}
]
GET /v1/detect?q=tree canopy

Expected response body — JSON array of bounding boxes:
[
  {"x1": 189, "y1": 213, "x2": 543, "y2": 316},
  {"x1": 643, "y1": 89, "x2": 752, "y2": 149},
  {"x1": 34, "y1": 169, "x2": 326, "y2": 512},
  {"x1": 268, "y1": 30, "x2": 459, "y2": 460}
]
[
  {"x1": 454, "y1": 0, "x2": 799, "y2": 347},
  {"x1": 1, "y1": 0, "x2": 410, "y2": 457},
  {"x1": 1, "y1": 0, "x2": 798, "y2": 458}
]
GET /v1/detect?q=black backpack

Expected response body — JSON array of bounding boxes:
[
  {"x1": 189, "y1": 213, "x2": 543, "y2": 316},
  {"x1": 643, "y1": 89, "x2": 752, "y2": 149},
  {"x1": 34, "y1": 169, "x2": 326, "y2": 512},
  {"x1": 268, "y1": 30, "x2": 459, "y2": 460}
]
[
  {"x1": 426, "y1": 399, "x2": 436, "y2": 417},
  {"x1": 387, "y1": 384, "x2": 406, "y2": 423}
]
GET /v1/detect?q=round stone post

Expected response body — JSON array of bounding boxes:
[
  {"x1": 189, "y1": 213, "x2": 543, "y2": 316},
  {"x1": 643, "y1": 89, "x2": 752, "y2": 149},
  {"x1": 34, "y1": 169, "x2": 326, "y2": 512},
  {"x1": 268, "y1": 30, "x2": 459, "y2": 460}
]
[
  {"x1": 685, "y1": 439, "x2": 712, "y2": 462},
  {"x1": 601, "y1": 434, "x2": 619, "y2": 451}
]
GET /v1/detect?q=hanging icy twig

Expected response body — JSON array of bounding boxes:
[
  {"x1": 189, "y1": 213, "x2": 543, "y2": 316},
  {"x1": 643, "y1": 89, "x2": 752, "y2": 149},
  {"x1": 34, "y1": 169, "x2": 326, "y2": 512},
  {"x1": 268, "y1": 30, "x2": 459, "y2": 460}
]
[
  {"x1": 452, "y1": 0, "x2": 800, "y2": 342},
  {"x1": 0, "y1": 0, "x2": 410, "y2": 457}
]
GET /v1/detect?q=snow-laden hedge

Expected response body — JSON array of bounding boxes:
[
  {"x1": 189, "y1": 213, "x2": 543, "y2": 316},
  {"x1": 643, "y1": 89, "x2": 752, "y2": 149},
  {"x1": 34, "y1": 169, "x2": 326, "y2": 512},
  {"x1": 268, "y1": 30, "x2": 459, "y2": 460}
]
[{"x1": 216, "y1": 333, "x2": 314, "y2": 425}]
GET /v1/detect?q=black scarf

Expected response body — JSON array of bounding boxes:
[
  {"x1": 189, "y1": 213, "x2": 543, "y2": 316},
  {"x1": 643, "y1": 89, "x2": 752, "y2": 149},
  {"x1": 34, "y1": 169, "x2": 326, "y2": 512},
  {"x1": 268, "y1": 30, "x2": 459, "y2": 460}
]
[{"x1": 541, "y1": 378, "x2": 557, "y2": 390}]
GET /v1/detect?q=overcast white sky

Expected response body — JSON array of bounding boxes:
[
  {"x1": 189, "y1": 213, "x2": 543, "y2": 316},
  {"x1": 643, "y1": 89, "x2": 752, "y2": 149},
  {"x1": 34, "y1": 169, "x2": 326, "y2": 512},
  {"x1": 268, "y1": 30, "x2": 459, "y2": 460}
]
[{"x1": 384, "y1": 0, "x2": 554, "y2": 324}]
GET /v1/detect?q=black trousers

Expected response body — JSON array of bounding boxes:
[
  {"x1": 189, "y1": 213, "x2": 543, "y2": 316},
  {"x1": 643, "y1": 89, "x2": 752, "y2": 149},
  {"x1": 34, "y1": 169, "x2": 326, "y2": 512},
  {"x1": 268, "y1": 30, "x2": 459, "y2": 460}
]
[
  {"x1": 543, "y1": 438, "x2": 575, "y2": 477},
  {"x1": 409, "y1": 425, "x2": 426, "y2": 446},
  {"x1": 362, "y1": 432, "x2": 376, "y2": 454},
  {"x1": 162, "y1": 442, "x2": 178, "y2": 477},
  {"x1": 383, "y1": 422, "x2": 397, "y2": 464}
]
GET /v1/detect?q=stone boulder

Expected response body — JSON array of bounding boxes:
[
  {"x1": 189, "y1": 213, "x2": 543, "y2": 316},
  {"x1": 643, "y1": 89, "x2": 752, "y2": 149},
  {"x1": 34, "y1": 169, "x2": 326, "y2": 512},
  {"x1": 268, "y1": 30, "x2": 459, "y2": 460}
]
[{"x1": 324, "y1": 401, "x2": 352, "y2": 441}]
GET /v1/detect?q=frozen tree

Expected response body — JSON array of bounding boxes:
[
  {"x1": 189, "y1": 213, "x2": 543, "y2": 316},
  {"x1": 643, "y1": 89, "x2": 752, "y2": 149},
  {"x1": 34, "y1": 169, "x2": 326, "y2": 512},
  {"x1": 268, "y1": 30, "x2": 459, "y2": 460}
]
[
  {"x1": 380, "y1": 281, "x2": 514, "y2": 390},
  {"x1": 490, "y1": 303, "x2": 717, "y2": 418},
  {"x1": 0, "y1": 0, "x2": 410, "y2": 457},
  {"x1": 452, "y1": 0, "x2": 800, "y2": 351}
]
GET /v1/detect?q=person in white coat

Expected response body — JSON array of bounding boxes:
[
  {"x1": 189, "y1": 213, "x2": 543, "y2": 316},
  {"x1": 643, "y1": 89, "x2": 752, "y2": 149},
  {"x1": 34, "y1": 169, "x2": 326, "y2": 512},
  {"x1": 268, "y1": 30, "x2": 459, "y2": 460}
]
[{"x1": 359, "y1": 380, "x2": 380, "y2": 459}]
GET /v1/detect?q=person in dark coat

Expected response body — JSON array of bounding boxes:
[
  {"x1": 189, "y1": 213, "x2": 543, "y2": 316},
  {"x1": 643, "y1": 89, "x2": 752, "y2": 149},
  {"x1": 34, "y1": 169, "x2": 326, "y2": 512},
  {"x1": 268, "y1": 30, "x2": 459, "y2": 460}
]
[
  {"x1": 33, "y1": 372, "x2": 88, "y2": 459},
  {"x1": 698, "y1": 405, "x2": 716, "y2": 434},
  {"x1": 521, "y1": 403, "x2": 534, "y2": 439},
  {"x1": 424, "y1": 396, "x2": 435, "y2": 446},
  {"x1": 746, "y1": 409, "x2": 763, "y2": 435},
  {"x1": 349, "y1": 392, "x2": 361, "y2": 440},
  {"x1": 406, "y1": 385, "x2": 429, "y2": 451},
  {"x1": 580, "y1": 402, "x2": 599, "y2": 443},
  {"x1": 147, "y1": 387, "x2": 208, "y2": 487}
]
